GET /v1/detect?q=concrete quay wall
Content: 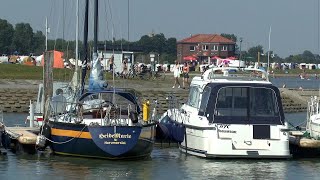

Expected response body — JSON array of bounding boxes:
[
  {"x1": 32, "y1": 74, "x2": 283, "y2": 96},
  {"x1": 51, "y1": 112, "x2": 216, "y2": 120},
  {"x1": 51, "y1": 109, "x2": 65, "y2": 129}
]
[
  {"x1": 0, "y1": 88, "x2": 316, "y2": 114},
  {"x1": 0, "y1": 89, "x2": 37, "y2": 113}
]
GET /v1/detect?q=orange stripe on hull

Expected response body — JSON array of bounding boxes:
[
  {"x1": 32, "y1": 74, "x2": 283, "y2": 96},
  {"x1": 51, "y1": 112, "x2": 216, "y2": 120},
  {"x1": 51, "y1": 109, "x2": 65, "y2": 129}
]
[{"x1": 51, "y1": 128, "x2": 92, "y2": 139}]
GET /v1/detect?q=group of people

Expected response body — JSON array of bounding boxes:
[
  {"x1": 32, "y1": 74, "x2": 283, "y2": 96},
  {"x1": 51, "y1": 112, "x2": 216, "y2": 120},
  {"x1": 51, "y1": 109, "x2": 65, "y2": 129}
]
[
  {"x1": 107, "y1": 55, "x2": 129, "y2": 78},
  {"x1": 108, "y1": 56, "x2": 191, "y2": 88},
  {"x1": 172, "y1": 61, "x2": 190, "y2": 89}
]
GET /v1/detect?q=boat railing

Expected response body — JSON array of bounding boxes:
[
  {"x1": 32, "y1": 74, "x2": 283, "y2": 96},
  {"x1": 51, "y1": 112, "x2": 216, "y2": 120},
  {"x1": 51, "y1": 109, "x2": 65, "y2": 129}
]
[
  {"x1": 164, "y1": 94, "x2": 189, "y2": 123},
  {"x1": 306, "y1": 96, "x2": 320, "y2": 131},
  {"x1": 166, "y1": 94, "x2": 183, "y2": 110},
  {"x1": 48, "y1": 94, "x2": 160, "y2": 126},
  {"x1": 201, "y1": 67, "x2": 269, "y2": 82}
]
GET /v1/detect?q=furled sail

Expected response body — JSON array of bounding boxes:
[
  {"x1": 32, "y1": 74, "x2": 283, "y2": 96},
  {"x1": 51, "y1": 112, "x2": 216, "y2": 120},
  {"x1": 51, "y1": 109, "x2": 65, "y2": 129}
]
[{"x1": 88, "y1": 56, "x2": 107, "y2": 91}]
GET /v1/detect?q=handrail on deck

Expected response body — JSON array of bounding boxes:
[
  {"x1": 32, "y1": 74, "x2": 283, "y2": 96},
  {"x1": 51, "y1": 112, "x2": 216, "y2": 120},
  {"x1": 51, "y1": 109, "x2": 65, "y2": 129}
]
[{"x1": 201, "y1": 67, "x2": 269, "y2": 82}]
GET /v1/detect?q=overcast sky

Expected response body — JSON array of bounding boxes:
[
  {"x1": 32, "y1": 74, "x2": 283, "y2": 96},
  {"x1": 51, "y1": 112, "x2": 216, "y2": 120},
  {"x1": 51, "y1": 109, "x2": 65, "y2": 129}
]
[{"x1": 0, "y1": 0, "x2": 319, "y2": 58}]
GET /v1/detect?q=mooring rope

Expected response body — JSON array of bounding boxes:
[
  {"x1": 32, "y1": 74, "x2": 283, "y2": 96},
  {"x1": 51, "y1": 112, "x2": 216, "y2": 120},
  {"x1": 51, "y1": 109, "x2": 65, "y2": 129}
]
[
  {"x1": 42, "y1": 124, "x2": 88, "y2": 145},
  {"x1": 0, "y1": 122, "x2": 22, "y2": 139}
]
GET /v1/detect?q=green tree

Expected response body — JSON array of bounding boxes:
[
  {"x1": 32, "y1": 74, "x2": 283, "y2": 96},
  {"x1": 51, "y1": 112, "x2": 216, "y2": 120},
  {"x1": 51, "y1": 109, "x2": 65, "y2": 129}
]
[
  {"x1": 11, "y1": 23, "x2": 34, "y2": 54},
  {"x1": 301, "y1": 50, "x2": 315, "y2": 63},
  {"x1": 0, "y1": 19, "x2": 14, "y2": 54},
  {"x1": 152, "y1": 33, "x2": 166, "y2": 53},
  {"x1": 164, "y1": 37, "x2": 177, "y2": 55},
  {"x1": 137, "y1": 33, "x2": 167, "y2": 54},
  {"x1": 220, "y1": 33, "x2": 237, "y2": 42},
  {"x1": 32, "y1": 31, "x2": 45, "y2": 55},
  {"x1": 137, "y1": 35, "x2": 152, "y2": 53},
  {"x1": 247, "y1": 45, "x2": 264, "y2": 62}
]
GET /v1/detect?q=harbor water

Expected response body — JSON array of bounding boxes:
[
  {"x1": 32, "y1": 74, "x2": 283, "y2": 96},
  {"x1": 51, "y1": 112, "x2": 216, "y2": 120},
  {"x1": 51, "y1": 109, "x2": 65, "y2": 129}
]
[
  {"x1": 270, "y1": 76, "x2": 320, "y2": 89},
  {"x1": 1, "y1": 112, "x2": 320, "y2": 180}
]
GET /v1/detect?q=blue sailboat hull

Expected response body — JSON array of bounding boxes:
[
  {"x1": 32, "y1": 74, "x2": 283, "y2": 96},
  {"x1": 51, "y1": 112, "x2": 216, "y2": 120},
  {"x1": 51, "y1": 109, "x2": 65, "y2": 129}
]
[
  {"x1": 157, "y1": 115, "x2": 185, "y2": 143},
  {"x1": 49, "y1": 122, "x2": 155, "y2": 159}
]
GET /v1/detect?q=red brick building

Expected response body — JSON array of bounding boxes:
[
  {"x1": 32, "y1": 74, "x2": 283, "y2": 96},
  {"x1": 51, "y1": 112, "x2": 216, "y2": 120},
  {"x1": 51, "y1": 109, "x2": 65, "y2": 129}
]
[{"x1": 177, "y1": 34, "x2": 236, "y2": 63}]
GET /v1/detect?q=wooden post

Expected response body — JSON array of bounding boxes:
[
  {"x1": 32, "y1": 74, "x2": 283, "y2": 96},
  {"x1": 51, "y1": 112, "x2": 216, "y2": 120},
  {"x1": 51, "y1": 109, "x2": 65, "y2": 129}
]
[{"x1": 43, "y1": 51, "x2": 54, "y2": 122}]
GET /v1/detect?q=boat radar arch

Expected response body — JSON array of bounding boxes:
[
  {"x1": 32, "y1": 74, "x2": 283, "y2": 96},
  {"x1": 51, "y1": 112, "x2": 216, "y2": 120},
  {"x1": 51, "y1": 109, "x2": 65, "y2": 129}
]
[{"x1": 201, "y1": 67, "x2": 269, "y2": 81}]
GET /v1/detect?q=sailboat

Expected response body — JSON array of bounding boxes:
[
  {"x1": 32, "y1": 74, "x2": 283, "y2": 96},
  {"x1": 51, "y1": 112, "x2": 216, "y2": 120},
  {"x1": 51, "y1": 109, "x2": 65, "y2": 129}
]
[{"x1": 37, "y1": 0, "x2": 156, "y2": 159}]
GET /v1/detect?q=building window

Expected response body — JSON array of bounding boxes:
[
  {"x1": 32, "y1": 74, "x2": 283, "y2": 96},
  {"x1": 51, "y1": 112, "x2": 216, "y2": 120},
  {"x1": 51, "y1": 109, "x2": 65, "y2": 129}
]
[
  {"x1": 229, "y1": 45, "x2": 234, "y2": 51},
  {"x1": 212, "y1": 45, "x2": 218, "y2": 51},
  {"x1": 202, "y1": 45, "x2": 208, "y2": 51},
  {"x1": 221, "y1": 45, "x2": 228, "y2": 51},
  {"x1": 190, "y1": 46, "x2": 195, "y2": 51}
]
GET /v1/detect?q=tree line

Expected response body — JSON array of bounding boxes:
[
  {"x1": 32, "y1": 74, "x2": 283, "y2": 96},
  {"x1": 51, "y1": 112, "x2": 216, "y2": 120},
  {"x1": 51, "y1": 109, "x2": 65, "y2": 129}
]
[
  {"x1": 0, "y1": 18, "x2": 177, "y2": 63},
  {"x1": 1, "y1": 18, "x2": 319, "y2": 64}
]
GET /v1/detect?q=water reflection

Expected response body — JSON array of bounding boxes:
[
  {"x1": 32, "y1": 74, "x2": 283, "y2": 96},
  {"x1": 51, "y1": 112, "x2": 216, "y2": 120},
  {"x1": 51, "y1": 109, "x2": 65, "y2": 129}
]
[{"x1": 180, "y1": 157, "x2": 288, "y2": 180}]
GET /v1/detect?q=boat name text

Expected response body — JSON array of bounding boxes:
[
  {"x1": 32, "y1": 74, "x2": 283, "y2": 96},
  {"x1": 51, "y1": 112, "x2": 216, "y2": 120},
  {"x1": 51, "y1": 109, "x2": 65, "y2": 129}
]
[
  {"x1": 104, "y1": 141, "x2": 127, "y2": 145},
  {"x1": 99, "y1": 133, "x2": 132, "y2": 139},
  {"x1": 218, "y1": 124, "x2": 230, "y2": 129},
  {"x1": 218, "y1": 129, "x2": 236, "y2": 133}
]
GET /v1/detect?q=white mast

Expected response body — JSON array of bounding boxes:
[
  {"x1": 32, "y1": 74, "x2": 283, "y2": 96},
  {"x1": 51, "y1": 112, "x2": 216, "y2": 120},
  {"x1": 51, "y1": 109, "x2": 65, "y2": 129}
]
[
  {"x1": 71, "y1": 0, "x2": 80, "y2": 91},
  {"x1": 45, "y1": 17, "x2": 48, "y2": 51},
  {"x1": 267, "y1": 26, "x2": 271, "y2": 74}
]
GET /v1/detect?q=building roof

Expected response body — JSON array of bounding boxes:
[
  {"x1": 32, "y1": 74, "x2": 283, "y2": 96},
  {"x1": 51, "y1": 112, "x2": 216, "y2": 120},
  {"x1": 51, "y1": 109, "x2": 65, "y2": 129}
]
[{"x1": 178, "y1": 34, "x2": 235, "y2": 44}]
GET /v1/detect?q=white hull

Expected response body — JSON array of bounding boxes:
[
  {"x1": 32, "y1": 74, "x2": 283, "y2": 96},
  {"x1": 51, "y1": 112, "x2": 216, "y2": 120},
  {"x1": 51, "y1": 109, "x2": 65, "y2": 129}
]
[{"x1": 178, "y1": 126, "x2": 290, "y2": 158}]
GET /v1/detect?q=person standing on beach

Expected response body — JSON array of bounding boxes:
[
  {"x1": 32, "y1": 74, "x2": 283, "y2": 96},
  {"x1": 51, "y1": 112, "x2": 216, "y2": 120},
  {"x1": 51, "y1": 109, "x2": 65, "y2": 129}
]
[
  {"x1": 109, "y1": 55, "x2": 114, "y2": 72},
  {"x1": 172, "y1": 61, "x2": 181, "y2": 88},
  {"x1": 122, "y1": 58, "x2": 128, "y2": 78},
  {"x1": 182, "y1": 62, "x2": 190, "y2": 89}
]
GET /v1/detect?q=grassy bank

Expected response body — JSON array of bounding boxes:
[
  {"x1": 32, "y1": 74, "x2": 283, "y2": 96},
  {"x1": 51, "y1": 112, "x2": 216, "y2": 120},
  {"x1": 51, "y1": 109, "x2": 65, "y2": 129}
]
[
  {"x1": 1, "y1": 63, "x2": 320, "y2": 80},
  {"x1": 0, "y1": 64, "x2": 74, "y2": 81}
]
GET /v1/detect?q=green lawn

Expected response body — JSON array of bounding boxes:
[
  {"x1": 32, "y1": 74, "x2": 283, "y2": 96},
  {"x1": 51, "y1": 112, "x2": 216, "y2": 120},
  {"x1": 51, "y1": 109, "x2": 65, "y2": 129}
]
[
  {"x1": 0, "y1": 64, "x2": 116, "y2": 81},
  {"x1": 1, "y1": 63, "x2": 320, "y2": 81},
  {"x1": 0, "y1": 64, "x2": 73, "y2": 81}
]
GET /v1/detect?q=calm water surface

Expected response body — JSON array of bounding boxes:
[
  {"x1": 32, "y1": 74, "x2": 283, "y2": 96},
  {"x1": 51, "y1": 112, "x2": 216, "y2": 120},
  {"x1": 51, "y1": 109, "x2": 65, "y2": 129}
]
[
  {"x1": 270, "y1": 76, "x2": 320, "y2": 89},
  {"x1": 1, "y1": 112, "x2": 320, "y2": 179}
]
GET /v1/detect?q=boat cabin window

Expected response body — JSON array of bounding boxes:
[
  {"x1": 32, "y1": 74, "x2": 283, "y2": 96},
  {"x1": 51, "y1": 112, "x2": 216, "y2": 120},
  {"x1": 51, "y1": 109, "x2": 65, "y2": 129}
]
[
  {"x1": 249, "y1": 88, "x2": 279, "y2": 117},
  {"x1": 215, "y1": 87, "x2": 248, "y2": 116},
  {"x1": 81, "y1": 93, "x2": 138, "y2": 112},
  {"x1": 187, "y1": 86, "x2": 201, "y2": 108},
  {"x1": 214, "y1": 86, "x2": 280, "y2": 124},
  {"x1": 199, "y1": 86, "x2": 211, "y2": 116}
]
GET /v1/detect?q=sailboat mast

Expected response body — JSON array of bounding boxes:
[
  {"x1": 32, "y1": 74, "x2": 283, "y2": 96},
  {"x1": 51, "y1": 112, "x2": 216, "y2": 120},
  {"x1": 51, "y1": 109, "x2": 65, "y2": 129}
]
[
  {"x1": 45, "y1": 17, "x2": 48, "y2": 52},
  {"x1": 81, "y1": 0, "x2": 89, "y2": 94},
  {"x1": 75, "y1": 0, "x2": 79, "y2": 68},
  {"x1": 93, "y1": 0, "x2": 98, "y2": 59},
  {"x1": 70, "y1": 0, "x2": 80, "y2": 92}
]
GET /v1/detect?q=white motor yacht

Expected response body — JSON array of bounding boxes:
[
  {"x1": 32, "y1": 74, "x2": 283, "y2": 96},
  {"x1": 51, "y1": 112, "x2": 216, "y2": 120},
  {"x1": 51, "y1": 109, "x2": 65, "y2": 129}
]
[{"x1": 158, "y1": 67, "x2": 291, "y2": 158}]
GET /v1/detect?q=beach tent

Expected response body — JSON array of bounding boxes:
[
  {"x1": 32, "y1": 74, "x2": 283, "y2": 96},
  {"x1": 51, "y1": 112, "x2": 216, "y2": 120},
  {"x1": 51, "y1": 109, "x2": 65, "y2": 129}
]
[
  {"x1": 41, "y1": 50, "x2": 65, "y2": 68},
  {"x1": 35, "y1": 55, "x2": 43, "y2": 66},
  {"x1": 8, "y1": 55, "x2": 19, "y2": 63},
  {"x1": 23, "y1": 56, "x2": 36, "y2": 66}
]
